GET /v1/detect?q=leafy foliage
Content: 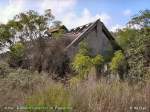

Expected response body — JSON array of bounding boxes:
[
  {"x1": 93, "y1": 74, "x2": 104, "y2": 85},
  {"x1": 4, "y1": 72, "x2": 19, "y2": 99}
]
[
  {"x1": 116, "y1": 28, "x2": 138, "y2": 49},
  {"x1": 72, "y1": 54, "x2": 92, "y2": 79},
  {"x1": 52, "y1": 20, "x2": 62, "y2": 27},
  {"x1": 127, "y1": 31, "x2": 150, "y2": 82},
  {"x1": 92, "y1": 55, "x2": 104, "y2": 68},
  {"x1": 128, "y1": 9, "x2": 150, "y2": 28},
  {"x1": 127, "y1": 10, "x2": 150, "y2": 82},
  {"x1": 9, "y1": 42, "x2": 26, "y2": 68},
  {"x1": 72, "y1": 41, "x2": 104, "y2": 79},
  {"x1": 30, "y1": 38, "x2": 71, "y2": 76},
  {"x1": 72, "y1": 41, "x2": 92, "y2": 79},
  {"x1": 0, "y1": 9, "x2": 54, "y2": 51},
  {"x1": 9, "y1": 42, "x2": 25, "y2": 58},
  {"x1": 109, "y1": 50, "x2": 126, "y2": 80},
  {"x1": 78, "y1": 41, "x2": 91, "y2": 55},
  {"x1": 116, "y1": 10, "x2": 150, "y2": 82},
  {"x1": 110, "y1": 50, "x2": 125, "y2": 73},
  {"x1": 0, "y1": 24, "x2": 12, "y2": 49}
]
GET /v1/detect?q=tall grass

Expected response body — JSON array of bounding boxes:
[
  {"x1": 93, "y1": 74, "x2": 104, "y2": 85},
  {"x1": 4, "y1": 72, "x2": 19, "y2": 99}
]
[
  {"x1": 70, "y1": 79, "x2": 150, "y2": 112},
  {"x1": 0, "y1": 63, "x2": 149, "y2": 112},
  {"x1": 25, "y1": 77, "x2": 150, "y2": 112},
  {"x1": 26, "y1": 82, "x2": 71, "y2": 112}
]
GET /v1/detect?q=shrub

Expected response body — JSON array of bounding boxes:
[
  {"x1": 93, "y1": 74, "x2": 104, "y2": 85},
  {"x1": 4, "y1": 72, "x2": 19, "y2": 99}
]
[
  {"x1": 72, "y1": 41, "x2": 104, "y2": 79},
  {"x1": 91, "y1": 55, "x2": 104, "y2": 78},
  {"x1": 10, "y1": 42, "x2": 25, "y2": 58},
  {"x1": 125, "y1": 30, "x2": 150, "y2": 83},
  {"x1": 8, "y1": 42, "x2": 25, "y2": 67},
  {"x1": 72, "y1": 53, "x2": 92, "y2": 79},
  {"x1": 92, "y1": 55, "x2": 104, "y2": 67},
  {"x1": 30, "y1": 38, "x2": 71, "y2": 77},
  {"x1": 109, "y1": 50, "x2": 126, "y2": 79},
  {"x1": 110, "y1": 50, "x2": 125, "y2": 72},
  {"x1": 78, "y1": 41, "x2": 91, "y2": 55},
  {"x1": 116, "y1": 28, "x2": 138, "y2": 49}
]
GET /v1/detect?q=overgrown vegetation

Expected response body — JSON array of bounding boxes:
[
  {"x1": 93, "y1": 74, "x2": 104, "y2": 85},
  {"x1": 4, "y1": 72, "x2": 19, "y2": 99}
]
[
  {"x1": 0, "y1": 9, "x2": 150, "y2": 112},
  {"x1": 116, "y1": 9, "x2": 150, "y2": 83},
  {"x1": 9, "y1": 42, "x2": 25, "y2": 68},
  {"x1": 72, "y1": 41, "x2": 104, "y2": 79},
  {"x1": 109, "y1": 50, "x2": 127, "y2": 79},
  {"x1": 0, "y1": 65, "x2": 149, "y2": 112}
]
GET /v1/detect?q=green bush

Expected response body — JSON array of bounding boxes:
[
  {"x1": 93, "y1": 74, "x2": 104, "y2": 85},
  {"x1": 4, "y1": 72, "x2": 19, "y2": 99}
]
[
  {"x1": 116, "y1": 28, "x2": 137, "y2": 49},
  {"x1": 10, "y1": 42, "x2": 25, "y2": 58},
  {"x1": 9, "y1": 42, "x2": 25, "y2": 67},
  {"x1": 109, "y1": 50, "x2": 126, "y2": 80},
  {"x1": 127, "y1": 31, "x2": 150, "y2": 83},
  {"x1": 72, "y1": 41, "x2": 104, "y2": 79},
  {"x1": 92, "y1": 55, "x2": 104, "y2": 68},
  {"x1": 78, "y1": 41, "x2": 91, "y2": 55},
  {"x1": 72, "y1": 54, "x2": 92, "y2": 79},
  {"x1": 110, "y1": 50, "x2": 125, "y2": 73}
]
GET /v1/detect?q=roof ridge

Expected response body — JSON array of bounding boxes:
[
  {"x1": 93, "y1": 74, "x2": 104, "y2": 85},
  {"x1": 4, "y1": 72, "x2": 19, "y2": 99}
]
[
  {"x1": 66, "y1": 19, "x2": 100, "y2": 49},
  {"x1": 69, "y1": 19, "x2": 100, "y2": 32}
]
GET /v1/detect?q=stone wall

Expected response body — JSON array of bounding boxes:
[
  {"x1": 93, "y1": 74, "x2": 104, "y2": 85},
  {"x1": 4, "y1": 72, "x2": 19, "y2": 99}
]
[{"x1": 67, "y1": 22, "x2": 114, "y2": 59}]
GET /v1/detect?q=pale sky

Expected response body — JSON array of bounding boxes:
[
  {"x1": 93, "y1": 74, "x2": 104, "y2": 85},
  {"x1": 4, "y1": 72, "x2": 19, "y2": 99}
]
[{"x1": 0, "y1": 0, "x2": 150, "y2": 31}]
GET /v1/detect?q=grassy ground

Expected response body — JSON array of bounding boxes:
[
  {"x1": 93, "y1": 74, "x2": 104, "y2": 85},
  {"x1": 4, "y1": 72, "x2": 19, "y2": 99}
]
[{"x1": 0, "y1": 63, "x2": 150, "y2": 112}]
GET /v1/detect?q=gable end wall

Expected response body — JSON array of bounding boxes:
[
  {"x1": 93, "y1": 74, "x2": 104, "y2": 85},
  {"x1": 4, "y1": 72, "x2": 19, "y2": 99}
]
[{"x1": 84, "y1": 22, "x2": 114, "y2": 56}]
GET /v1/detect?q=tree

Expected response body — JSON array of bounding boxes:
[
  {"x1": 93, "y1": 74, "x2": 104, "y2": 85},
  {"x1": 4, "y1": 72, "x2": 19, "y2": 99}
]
[
  {"x1": 11, "y1": 9, "x2": 54, "y2": 44},
  {"x1": 128, "y1": 9, "x2": 150, "y2": 28},
  {"x1": 127, "y1": 10, "x2": 150, "y2": 82},
  {"x1": 116, "y1": 28, "x2": 138, "y2": 49},
  {"x1": 0, "y1": 9, "x2": 57, "y2": 71},
  {"x1": 0, "y1": 9, "x2": 54, "y2": 50},
  {"x1": 126, "y1": 32, "x2": 150, "y2": 82},
  {"x1": 0, "y1": 24, "x2": 12, "y2": 50},
  {"x1": 52, "y1": 20, "x2": 62, "y2": 28}
]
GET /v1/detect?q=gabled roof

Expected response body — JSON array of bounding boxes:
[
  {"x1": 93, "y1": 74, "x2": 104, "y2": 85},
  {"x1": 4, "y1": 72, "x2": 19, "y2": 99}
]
[{"x1": 65, "y1": 19, "x2": 121, "y2": 50}]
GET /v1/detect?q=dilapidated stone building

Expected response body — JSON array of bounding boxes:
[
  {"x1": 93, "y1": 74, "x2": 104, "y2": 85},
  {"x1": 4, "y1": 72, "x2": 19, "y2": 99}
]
[{"x1": 60, "y1": 19, "x2": 121, "y2": 59}]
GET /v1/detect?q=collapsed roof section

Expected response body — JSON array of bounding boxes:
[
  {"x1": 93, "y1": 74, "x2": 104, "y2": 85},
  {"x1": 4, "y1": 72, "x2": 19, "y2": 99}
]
[
  {"x1": 65, "y1": 19, "x2": 121, "y2": 51},
  {"x1": 48, "y1": 19, "x2": 122, "y2": 51}
]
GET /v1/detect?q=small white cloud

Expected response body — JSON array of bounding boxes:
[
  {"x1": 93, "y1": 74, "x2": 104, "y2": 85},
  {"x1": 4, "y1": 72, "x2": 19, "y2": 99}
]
[
  {"x1": 123, "y1": 9, "x2": 131, "y2": 16},
  {"x1": 0, "y1": 0, "x2": 25, "y2": 24},
  {"x1": 0, "y1": 0, "x2": 112, "y2": 30},
  {"x1": 40, "y1": 0, "x2": 77, "y2": 16},
  {"x1": 40, "y1": 0, "x2": 111, "y2": 29},
  {"x1": 60, "y1": 8, "x2": 111, "y2": 29}
]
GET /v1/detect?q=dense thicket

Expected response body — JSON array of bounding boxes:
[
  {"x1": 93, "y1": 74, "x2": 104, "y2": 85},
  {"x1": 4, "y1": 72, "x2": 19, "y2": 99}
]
[
  {"x1": 116, "y1": 9, "x2": 150, "y2": 82},
  {"x1": 0, "y1": 10, "x2": 70, "y2": 77}
]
